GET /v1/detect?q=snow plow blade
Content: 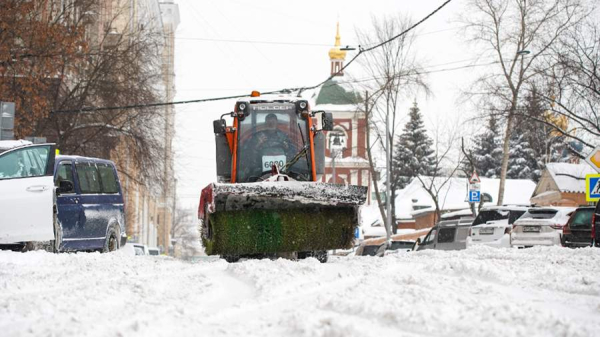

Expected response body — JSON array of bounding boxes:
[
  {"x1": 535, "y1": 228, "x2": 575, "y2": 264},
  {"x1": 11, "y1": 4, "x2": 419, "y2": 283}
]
[{"x1": 200, "y1": 182, "x2": 367, "y2": 256}]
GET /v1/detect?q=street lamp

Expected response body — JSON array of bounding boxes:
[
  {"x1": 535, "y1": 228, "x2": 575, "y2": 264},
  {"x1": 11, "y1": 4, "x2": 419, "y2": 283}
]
[{"x1": 330, "y1": 132, "x2": 344, "y2": 184}]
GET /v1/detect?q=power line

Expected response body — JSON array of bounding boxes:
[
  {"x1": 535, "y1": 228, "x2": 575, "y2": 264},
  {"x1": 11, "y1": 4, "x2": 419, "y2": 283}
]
[
  {"x1": 176, "y1": 37, "x2": 332, "y2": 47},
  {"x1": 51, "y1": 0, "x2": 454, "y2": 114}
]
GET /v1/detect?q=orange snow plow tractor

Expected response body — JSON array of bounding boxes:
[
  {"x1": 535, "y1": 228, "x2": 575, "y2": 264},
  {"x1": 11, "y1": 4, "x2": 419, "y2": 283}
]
[{"x1": 198, "y1": 93, "x2": 367, "y2": 261}]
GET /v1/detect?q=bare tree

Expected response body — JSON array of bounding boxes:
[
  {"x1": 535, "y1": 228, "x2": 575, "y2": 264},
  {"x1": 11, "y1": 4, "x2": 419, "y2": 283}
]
[
  {"x1": 0, "y1": 0, "x2": 168, "y2": 187},
  {"x1": 417, "y1": 120, "x2": 463, "y2": 222},
  {"x1": 461, "y1": 0, "x2": 589, "y2": 205},
  {"x1": 171, "y1": 207, "x2": 203, "y2": 259},
  {"x1": 533, "y1": 19, "x2": 600, "y2": 150},
  {"x1": 355, "y1": 15, "x2": 429, "y2": 237}
]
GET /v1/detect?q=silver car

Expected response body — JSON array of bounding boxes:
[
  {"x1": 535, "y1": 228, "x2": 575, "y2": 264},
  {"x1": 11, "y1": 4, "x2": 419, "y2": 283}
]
[
  {"x1": 415, "y1": 218, "x2": 473, "y2": 251},
  {"x1": 510, "y1": 207, "x2": 575, "y2": 248}
]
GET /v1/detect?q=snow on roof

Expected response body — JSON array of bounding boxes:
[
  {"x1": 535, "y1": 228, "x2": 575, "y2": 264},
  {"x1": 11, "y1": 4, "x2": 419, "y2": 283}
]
[
  {"x1": 441, "y1": 208, "x2": 474, "y2": 219},
  {"x1": 313, "y1": 103, "x2": 360, "y2": 112},
  {"x1": 395, "y1": 176, "x2": 536, "y2": 219},
  {"x1": 545, "y1": 163, "x2": 596, "y2": 193}
]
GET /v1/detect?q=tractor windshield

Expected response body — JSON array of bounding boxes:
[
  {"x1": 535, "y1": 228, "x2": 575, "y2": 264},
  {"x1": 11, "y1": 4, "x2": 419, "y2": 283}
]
[{"x1": 237, "y1": 103, "x2": 311, "y2": 182}]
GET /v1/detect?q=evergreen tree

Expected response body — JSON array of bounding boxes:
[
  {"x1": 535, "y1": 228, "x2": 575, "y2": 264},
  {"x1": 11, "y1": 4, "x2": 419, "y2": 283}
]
[
  {"x1": 472, "y1": 115, "x2": 502, "y2": 178},
  {"x1": 392, "y1": 102, "x2": 436, "y2": 190},
  {"x1": 506, "y1": 132, "x2": 538, "y2": 179}
]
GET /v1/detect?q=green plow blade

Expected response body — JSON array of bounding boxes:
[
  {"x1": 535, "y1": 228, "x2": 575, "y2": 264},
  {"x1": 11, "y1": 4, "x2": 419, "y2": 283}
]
[{"x1": 203, "y1": 206, "x2": 357, "y2": 255}]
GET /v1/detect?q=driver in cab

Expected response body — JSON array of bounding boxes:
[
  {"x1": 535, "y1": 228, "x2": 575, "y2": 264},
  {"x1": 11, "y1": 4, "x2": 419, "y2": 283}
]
[
  {"x1": 242, "y1": 113, "x2": 295, "y2": 180},
  {"x1": 254, "y1": 113, "x2": 293, "y2": 155}
]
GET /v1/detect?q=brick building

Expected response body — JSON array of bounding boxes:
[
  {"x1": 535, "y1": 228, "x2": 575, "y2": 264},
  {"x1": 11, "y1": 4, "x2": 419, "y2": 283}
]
[{"x1": 311, "y1": 23, "x2": 372, "y2": 203}]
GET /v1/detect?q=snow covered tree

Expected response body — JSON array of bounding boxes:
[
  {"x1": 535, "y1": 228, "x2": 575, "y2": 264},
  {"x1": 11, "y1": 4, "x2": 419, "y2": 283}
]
[
  {"x1": 392, "y1": 102, "x2": 436, "y2": 190},
  {"x1": 472, "y1": 115, "x2": 502, "y2": 178},
  {"x1": 506, "y1": 132, "x2": 537, "y2": 180}
]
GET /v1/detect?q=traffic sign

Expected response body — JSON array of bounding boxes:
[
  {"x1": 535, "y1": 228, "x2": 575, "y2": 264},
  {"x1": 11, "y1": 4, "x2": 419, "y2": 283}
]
[
  {"x1": 585, "y1": 147, "x2": 600, "y2": 173},
  {"x1": 469, "y1": 171, "x2": 481, "y2": 184},
  {"x1": 469, "y1": 183, "x2": 481, "y2": 191},
  {"x1": 586, "y1": 174, "x2": 600, "y2": 202},
  {"x1": 469, "y1": 190, "x2": 481, "y2": 203}
]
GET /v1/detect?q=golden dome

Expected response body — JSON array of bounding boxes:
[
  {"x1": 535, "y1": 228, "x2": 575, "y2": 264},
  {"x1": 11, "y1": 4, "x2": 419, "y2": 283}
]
[{"x1": 328, "y1": 22, "x2": 347, "y2": 60}]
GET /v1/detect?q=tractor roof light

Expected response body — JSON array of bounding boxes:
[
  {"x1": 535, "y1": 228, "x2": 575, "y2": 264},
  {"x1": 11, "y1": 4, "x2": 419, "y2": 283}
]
[{"x1": 251, "y1": 91, "x2": 261, "y2": 97}]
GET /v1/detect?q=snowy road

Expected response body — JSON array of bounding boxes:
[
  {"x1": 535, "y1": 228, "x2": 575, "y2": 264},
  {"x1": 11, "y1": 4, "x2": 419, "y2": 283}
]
[{"x1": 1, "y1": 246, "x2": 599, "y2": 337}]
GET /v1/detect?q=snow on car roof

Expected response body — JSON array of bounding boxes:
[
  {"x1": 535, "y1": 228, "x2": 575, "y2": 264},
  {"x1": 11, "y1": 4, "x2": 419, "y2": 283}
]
[{"x1": 0, "y1": 139, "x2": 33, "y2": 151}]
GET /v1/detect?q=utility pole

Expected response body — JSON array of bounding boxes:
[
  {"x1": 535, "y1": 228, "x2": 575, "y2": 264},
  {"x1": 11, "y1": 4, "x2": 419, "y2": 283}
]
[{"x1": 385, "y1": 101, "x2": 392, "y2": 246}]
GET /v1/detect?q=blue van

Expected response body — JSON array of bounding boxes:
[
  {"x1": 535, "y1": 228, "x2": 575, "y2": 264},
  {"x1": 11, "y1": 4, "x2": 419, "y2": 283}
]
[{"x1": 54, "y1": 155, "x2": 127, "y2": 252}]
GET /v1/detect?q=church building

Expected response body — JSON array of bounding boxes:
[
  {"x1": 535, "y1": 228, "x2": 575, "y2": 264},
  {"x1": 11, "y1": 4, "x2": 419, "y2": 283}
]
[{"x1": 311, "y1": 23, "x2": 372, "y2": 204}]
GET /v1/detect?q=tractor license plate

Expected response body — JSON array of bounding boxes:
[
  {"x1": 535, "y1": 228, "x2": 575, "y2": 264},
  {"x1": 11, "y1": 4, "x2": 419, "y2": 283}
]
[
  {"x1": 479, "y1": 228, "x2": 494, "y2": 235},
  {"x1": 262, "y1": 155, "x2": 286, "y2": 171},
  {"x1": 523, "y1": 226, "x2": 540, "y2": 233}
]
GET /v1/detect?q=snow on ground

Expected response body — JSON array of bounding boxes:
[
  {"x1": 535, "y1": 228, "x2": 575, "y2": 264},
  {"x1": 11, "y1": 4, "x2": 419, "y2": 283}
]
[{"x1": 1, "y1": 246, "x2": 600, "y2": 337}]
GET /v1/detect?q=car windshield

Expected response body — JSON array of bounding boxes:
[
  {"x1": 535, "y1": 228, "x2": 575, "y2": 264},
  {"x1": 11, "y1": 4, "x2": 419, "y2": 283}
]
[
  {"x1": 361, "y1": 245, "x2": 383, "y2": 256},
  {"x1": 236, "y1": 104, "x2": 311, "y2": 182},
  {"x1": 389, "y1": 241, "x2": 414, "y2": 250},
  {"x1": 472, "y1": 210, "x2": 509, "y2": 226},
  {"x1": 569, "y1": 209, "x2": 594, "y2": 228},
  {"x1": 519, "y1": 209, "x2": 558, "y2": 220}
]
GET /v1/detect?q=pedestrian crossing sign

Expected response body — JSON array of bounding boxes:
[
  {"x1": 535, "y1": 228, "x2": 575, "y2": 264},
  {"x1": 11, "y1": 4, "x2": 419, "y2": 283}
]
[{"x1": 586, "y1": 174, "x2": 600, "y2": 202}]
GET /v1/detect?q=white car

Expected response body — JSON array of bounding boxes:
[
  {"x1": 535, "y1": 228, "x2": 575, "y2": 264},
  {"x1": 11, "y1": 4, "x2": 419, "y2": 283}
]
[
  {"x1": 0, "y1": 142, "x2": 57, "y2": 249},
  {"x1": 510, "y1": 207, "x2": 576, "y2": 248},
  {"x1": 468, "y1": 206, "x2": 528, "y2": 248}
]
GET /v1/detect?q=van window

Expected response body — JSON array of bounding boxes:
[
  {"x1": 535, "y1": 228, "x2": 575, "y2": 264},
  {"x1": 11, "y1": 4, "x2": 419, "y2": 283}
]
[
  {"x1": 55, "y1": 162, "x2": 75, "y2": 193},
  {"x1": 98, "y1": 164, "x2": 119, "y2": 194},
  {"x1": 437, "y1": 228, "x2": 456, "y2": 243},
  {"x1": 76, "y1": 163, "x2": 102, "y2": 194}
]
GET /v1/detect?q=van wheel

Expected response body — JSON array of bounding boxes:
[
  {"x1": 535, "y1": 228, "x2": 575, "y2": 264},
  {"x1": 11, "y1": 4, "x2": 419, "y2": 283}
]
[
  {"x1": 222, "y1": 254, "x2": 240, "y2": 263},
  {"x1": 314, "y1": 250, "x2": 328, "y2": 263},
  {"x1": 51, "y1": 218, "x2": 63, "y2": 253},
  {"x1": 103, "y1": 228, "x2": 119, "y2": 253}
]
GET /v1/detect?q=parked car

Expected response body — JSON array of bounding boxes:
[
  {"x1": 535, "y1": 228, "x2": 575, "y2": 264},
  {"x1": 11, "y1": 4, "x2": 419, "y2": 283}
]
[
  {"x1": 510, "y1": 207, "x2": 575, "y2": 248},
  {"x1": 0, "y1": 140, "x2": 126, "y2": 253},
  {"x1": 148, "y1": 247, "x2": 160, "y2": 256},
  {"x1": 468, "y1": 206, "x2": 528, "y2": 248},
  {"x1": 561, "y1": 206, "x2": 594, "y2": 248},
  {"x1": 132, "y1": 244, "x2": 148, "y2": 255},
  {"x1": 0, "y1": 142, "x2": 57, "y2": 250},
  {"x1": 353, "y1": 239, "x2": 416, "y2": 257},
  {"x1": 414, "y1": 218, "x2": 473, "y2": 251},
  {"x1": 54, "y1": 155, "x2": 127, "y2": 252}
]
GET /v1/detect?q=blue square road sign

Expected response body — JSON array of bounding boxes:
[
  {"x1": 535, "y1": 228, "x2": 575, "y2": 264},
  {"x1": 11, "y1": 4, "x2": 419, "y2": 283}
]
[{"x1": 469, "y1": 190, "x2": 481, "y2": 203}]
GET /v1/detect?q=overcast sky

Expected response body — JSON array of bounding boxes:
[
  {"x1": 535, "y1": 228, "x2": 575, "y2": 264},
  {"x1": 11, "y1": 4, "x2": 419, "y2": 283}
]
[{"x1": 172, "y1": 0, "x2": 487, "y2": 208}]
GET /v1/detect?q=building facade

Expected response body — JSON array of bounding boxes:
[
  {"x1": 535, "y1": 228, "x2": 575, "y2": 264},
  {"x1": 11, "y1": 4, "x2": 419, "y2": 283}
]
[{"x1": 312, "y1": 23, "x2": 372, "y2": 203}]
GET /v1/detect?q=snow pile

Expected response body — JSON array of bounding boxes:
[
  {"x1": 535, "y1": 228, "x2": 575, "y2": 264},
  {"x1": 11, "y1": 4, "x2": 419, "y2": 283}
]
[{"x1": 1, "y1": 246, "x2": 599, "y2": 336}]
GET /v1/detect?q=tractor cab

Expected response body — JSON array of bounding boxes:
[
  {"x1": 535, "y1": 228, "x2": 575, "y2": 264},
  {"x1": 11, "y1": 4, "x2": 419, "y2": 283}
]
[{"x1": 213, "y1": 93, "x2": 334, "y2": 183}]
